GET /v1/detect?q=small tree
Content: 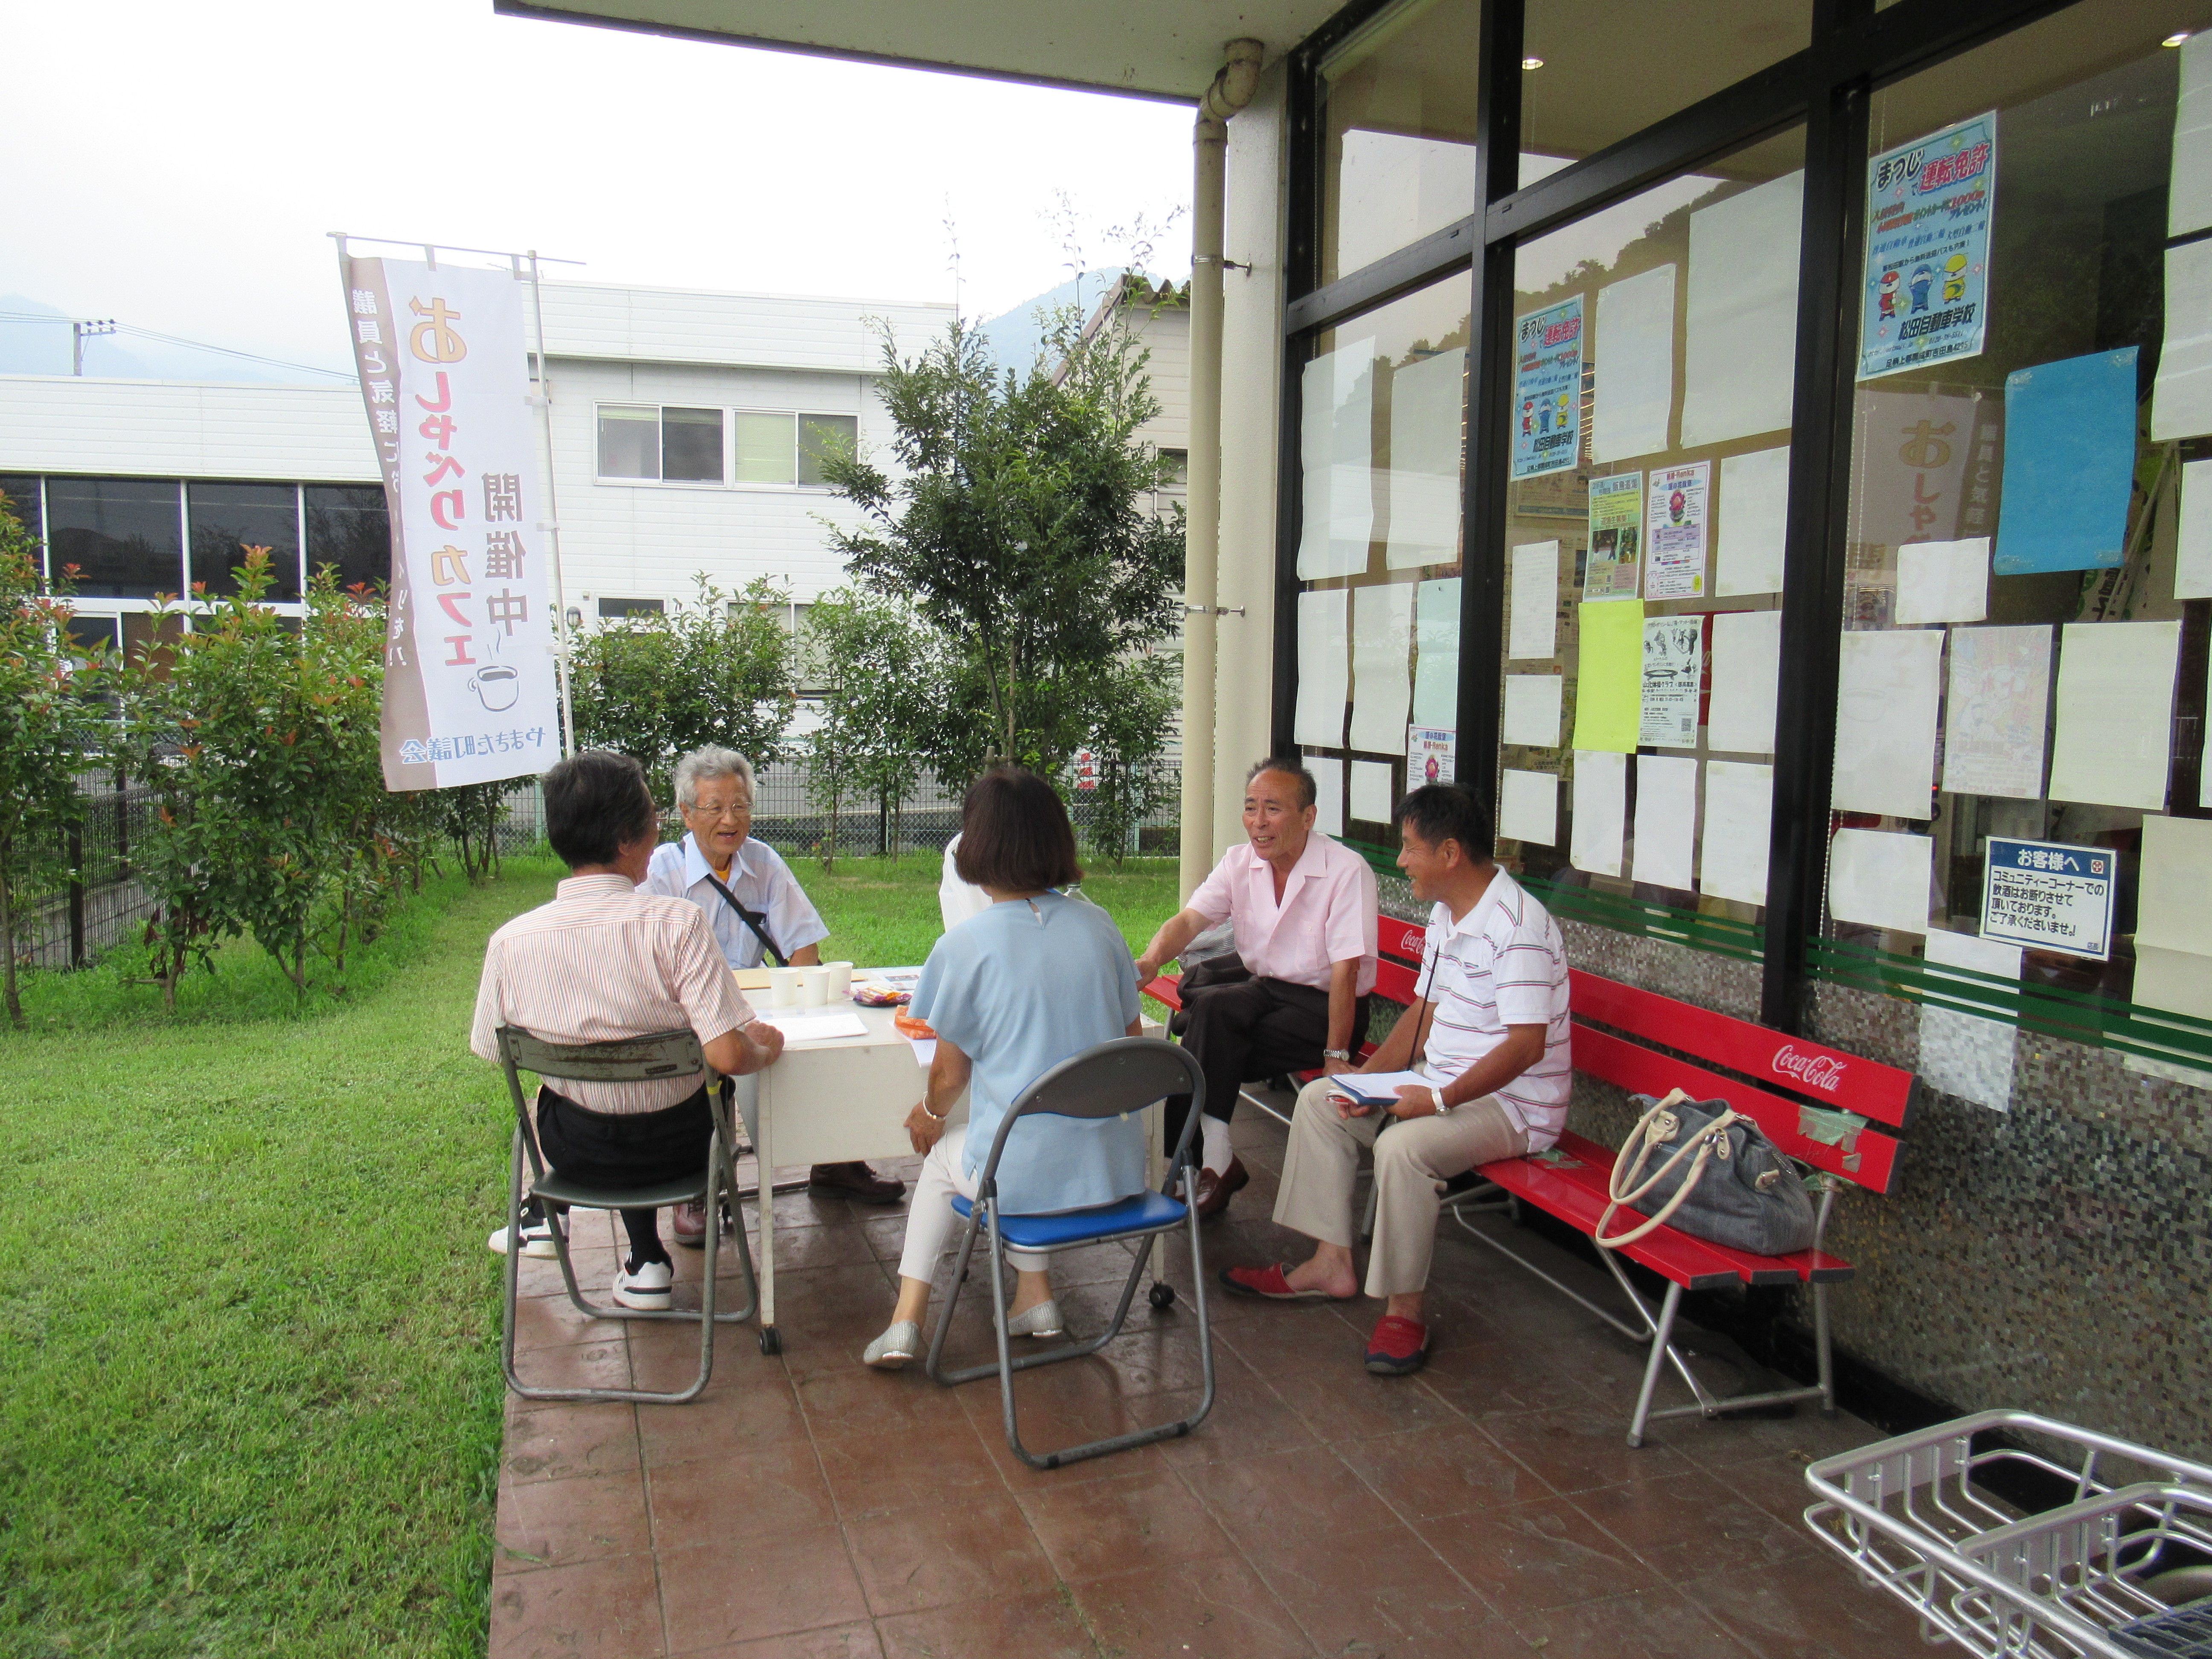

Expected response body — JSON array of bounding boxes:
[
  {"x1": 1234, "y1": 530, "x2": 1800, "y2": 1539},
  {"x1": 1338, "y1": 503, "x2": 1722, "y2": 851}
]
[
  {"x1": 800, "y1": 588, "x2": 941, "y2": 866},
  {"x1": 1068, "y1": 649, "x2": 1180, "y2": 865},
  {"x1": 0, "y1": 495, "x2": 111, "y2": 1027}
]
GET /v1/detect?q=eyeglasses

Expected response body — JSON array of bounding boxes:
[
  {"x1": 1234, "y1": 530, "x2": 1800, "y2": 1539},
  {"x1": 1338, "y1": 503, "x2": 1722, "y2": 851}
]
[{"x1": 685, "y1": 799, "x2": 752, "y2": 821}]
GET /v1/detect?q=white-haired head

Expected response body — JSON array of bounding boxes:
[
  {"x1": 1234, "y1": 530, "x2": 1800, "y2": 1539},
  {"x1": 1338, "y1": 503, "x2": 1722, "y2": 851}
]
[{"x1": 672, "y1": 746, "x2": 756, "y2": 809}]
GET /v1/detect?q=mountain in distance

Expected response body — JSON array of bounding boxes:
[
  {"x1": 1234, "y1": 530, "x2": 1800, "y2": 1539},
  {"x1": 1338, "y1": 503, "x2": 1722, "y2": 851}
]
[{"x1": 974, "y1": 268, "x2": 1147, "y2": 374}]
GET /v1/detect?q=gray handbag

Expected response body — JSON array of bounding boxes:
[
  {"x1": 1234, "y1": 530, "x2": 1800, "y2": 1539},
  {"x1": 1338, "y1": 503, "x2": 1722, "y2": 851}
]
[{"x1": 1595, "y1": 1088, "x2": 1818, "y2": 1257}]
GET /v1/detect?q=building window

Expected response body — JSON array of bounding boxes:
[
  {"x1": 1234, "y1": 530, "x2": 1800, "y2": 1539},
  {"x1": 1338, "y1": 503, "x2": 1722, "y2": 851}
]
[
  {"x1": 597, "y1": 405, "x2": 660, "y2": 479},
  {"x1": 304, "y1": 484, "x2": 391, "y2": 594},
  {"x1": 1157, "y1": 448, "x2": 1190, "y2": 489},
  {"x1": 0, "y1": 474, "x2": 42, "y2": 557},
  {"x1": 189, "y1": 481, "x2": 301, "y2": 601},
  {"x1": 599, "y1": 596, "x2": 664, "y2": 620},
  {"x1": 798, "y1": 415, "x2": 859, "y2": 486},
  {"x1": 64, "y1": 613, "x2": 120, "y2": 663},
  {"x1": 663, "y1": 407, "x2": 725, "y2": 482},
  {"x1": 46, "y1": 477, "x2": 183, "y2": 600},
  {"x1": 734, "y1": 412, "x2": 796, "y2": 484}
]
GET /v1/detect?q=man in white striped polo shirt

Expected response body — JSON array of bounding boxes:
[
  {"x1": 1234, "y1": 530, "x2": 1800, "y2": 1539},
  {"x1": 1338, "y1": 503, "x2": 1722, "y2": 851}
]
[{"x1": 1222, "y1": 783, "x2": 1571, "y2": 1377}]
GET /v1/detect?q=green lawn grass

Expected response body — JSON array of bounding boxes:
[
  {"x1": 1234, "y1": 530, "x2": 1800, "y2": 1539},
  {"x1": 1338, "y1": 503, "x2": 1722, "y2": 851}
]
[{"x1": 0, "y1": 851, "x2": 1180, "y2": 1657}]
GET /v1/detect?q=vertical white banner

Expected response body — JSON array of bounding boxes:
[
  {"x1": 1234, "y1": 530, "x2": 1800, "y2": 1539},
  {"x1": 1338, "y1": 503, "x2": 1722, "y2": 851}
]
[{"x1": 339, "y1": 254, "x2": 558, "y2": 789}]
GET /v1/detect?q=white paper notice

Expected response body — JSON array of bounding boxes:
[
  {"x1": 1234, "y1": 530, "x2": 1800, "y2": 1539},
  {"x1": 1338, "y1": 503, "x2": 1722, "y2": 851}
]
[
  {"x1": 1508, "y1": 541, "x2": 1560, "y2": 661},
  {"x1": 1500, "y1": 768, "x2": 1560, "y2": 847},
  {"x1": 1503, "y1": 673, "x2": 1564, "y2": 748},
  {"x1": 2133, "y1": 815, "x2": 2212, "y2": 955},
  {"x1": 1707, "y1": 609, "x2": 1781, "y2": 755},
  {"x1": 2153, "y1": 242, "x2": 2212, "y2": 442},
  {"x1": 1292, "y1": 588, "x2": 1349, "y2": 748},
  {"x1": 1941, "y1": 625, "x2": 2052, "y2": 800},
  {"x1": 1644, "y1": 461, "x2": 1711, "y2": 600},
  {"x1": 2133, "y1": 946, "x2": 2212, "y2": 1023},
  {"x1": 1716, "y1": 445, "x2": 1790, "y2": 598},
  {"x1": 1298, "y1": 339, "x2": 1376, "y2": 577},
  {"x1": 2173, "y1": 31, "x2": 2212, "y2": 237},
  {"x1": 1827, "y1": 829, "x2": 1933, "y2": 934},
  {"x1": 1349, "y1": 582, "x2": 1415, "y2": 752},
  {"x1": 1699, "y1": 760, "x2": 1772, "y2": 908},
  {"x1": 2047, "y1": 620, "x2": 2182, "y2": 810},
  {"x1": 1681, "y1": 171, "x2": 1803, "y2": 448},
  {"x1": 2180, "y1": 460, "x2": 2212, "y2": 601},
  {"x1": 1833, "y1": 629, "x2": 1942, "y2": 820},
  {"x1": 1412, "y1": 578, "x2": 1460, "y2": 726},
  {"x1": 1895, "y1": 537, "x2": 1989, "y2": 625},
  {"x1": 1919, "y1": 928, "x2": 2022, "y2": 1113},
  {"x1": 1631, "y1": 755, "x2": 1697, "y2": 891},
  {"x1": 1593, "y1": 264, "x2": 1676, "y2": 463},
  {"x1": 1639, "y1": 613, "x2": 1704, "y2": 748},
  {"x1": 1307, "y1": 755, "x2": 1345, "y2": 837},
  {"x1": 1349, "y1": 760, "x2": 1395, "y2": 825},
  {"x1": 1570, "y1": 750, "x2": 1627, "y2": 878},
  {"x1": 1385, "y1": 346, "x2": 1465, "y2": 569}
]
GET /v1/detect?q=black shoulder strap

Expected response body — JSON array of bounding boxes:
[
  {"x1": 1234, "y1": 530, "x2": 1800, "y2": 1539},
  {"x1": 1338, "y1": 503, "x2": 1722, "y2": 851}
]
[{"x1": 700, "y1": 869, "x2": 786, "y2": 968}]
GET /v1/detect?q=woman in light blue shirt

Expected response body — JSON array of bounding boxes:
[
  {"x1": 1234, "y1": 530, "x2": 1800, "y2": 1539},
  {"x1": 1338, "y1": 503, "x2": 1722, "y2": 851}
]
[{"x1": 863, "y1": 769, "x2": 1144, "y2": 1368}]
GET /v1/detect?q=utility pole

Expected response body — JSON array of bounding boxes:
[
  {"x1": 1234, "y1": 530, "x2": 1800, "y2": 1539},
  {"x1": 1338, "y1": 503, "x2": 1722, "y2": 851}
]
[{"x1": 70, "y1": 319, "x2": 116, "y2": 375}]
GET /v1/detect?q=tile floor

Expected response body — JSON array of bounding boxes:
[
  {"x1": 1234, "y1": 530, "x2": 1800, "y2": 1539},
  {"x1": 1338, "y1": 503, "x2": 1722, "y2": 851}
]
[{"x1": 489, "y1": 1106, "x2": 1927, "y2": 1659}]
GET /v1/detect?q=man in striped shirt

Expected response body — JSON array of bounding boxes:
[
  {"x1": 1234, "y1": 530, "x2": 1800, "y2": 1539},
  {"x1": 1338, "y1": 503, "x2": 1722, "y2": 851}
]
[{"x1": 1222, "y1": 783, "x2": 1571, "y2": 1377}]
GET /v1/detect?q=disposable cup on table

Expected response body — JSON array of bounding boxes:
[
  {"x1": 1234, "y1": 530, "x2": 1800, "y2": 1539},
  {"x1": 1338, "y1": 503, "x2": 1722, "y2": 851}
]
[
  {"x1": 765, "y1": 966, "x2": 800, "y2": 1006},
  {"x1": 798, "y1": 967, "x2": 832, "y2": 1007}
]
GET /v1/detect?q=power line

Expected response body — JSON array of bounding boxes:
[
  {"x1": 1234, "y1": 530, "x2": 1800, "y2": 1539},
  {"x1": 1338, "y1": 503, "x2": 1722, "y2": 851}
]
[{"x1": 0, "y1": 311, "x2": 354, "y2": 381}]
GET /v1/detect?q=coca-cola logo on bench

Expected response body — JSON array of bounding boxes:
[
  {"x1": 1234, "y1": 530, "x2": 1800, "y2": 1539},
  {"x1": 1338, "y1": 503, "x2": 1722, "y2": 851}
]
[{"x1": 1771, "y1": 1043, "x2": 1846, "y2": 1094}]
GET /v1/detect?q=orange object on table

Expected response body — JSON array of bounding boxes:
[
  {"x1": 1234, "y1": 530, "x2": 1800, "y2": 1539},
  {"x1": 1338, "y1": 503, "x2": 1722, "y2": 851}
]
[{"x1": 893, "y1": 1009, "x2": 937, "y2": 1040}]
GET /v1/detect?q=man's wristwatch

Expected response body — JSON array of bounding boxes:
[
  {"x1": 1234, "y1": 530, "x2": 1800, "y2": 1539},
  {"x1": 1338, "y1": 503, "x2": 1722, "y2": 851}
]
[{"x1": 1323, "y1": 1048, "x2": 1351, "y2": 1061}]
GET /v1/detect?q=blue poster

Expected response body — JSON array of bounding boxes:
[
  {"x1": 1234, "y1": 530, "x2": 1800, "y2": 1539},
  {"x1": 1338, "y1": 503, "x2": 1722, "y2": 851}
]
[
  {"x1": 1859, "y1": 112, "x2": 1997, "y2": 381},
  {"x1": 1993, "y1": 348, "x2": 2138, "y2": 575},
  {"x1": 1512, "y1": 295, "x2": 1583, "y2": 479}
]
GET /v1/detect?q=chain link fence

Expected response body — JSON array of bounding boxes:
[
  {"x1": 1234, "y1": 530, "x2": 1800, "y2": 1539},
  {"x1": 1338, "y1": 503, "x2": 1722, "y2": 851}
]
[{"x1": 14, "y1": 771, "x2": 160, "y2": 969}]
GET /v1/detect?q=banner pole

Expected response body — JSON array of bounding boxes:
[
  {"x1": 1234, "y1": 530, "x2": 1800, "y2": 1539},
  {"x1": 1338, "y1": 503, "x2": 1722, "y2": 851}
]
[{"x1": 524, "y1": 250, "x2": 577, "y2": 758}]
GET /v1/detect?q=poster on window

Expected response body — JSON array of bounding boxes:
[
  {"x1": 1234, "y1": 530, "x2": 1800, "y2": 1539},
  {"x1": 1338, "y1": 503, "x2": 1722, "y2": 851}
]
[
  {"x1": 1512, "y1": 296, "x2": 1583, "y2": 479},
  {"x1": 1860, "y1": 112, "x2": 1997, "y2": 381},
  {"x1": 1644, "y1": 462, "x2": 1710, "y2": 599},
  {"x1": 1585, "y1": 472, "x2": 1643, "y2": 598},
  {"x1": 339, "y1": 256, "x2": 559, "y2": 791}
]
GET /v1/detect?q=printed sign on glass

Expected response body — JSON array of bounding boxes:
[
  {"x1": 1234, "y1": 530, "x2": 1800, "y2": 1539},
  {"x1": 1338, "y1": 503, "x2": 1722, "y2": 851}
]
[
  {"x1": 1860, "y1": 112, "x2": 1997, "y2": 381},
  {"x1": 1979, "y1": 837, "x2": 2115, "y2": 961},
  {"x1": 1585, "y1": 472, "x2": 1643, "y2": 599},
  {"x1": 1643, "y1": 461, "x2": 1710, "y2": 599},
  {"x1": 1512, "y1": 295, "x2": 1583, "y2": 479},
  {"x1": 1406, "y1": 725, "x2": 1455, "y2": 789}
]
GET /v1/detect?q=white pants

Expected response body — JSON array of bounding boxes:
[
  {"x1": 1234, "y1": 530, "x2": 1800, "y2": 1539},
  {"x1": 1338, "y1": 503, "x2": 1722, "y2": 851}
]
[{"x1": 897, "y1": 1125, "x2": 1051, "y2": 1282}]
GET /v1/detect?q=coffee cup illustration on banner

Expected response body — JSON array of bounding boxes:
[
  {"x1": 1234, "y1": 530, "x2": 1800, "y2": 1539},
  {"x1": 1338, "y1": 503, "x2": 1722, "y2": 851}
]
[{"x1": 469, "y1": 665, "x2": 520, "y2": 712}]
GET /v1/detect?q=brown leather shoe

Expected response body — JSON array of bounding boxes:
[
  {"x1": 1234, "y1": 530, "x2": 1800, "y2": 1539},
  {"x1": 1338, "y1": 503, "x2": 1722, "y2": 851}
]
[
  {"x1": 808, "y1": 1161, "x2": 906, "y2": 1204},
  {"x1": 1193, "y1": 1157, "x2": 1250, "y2": 1220},
  {"x1": 671, "y1": 1200, "x2": 709, "y2": 1248}
]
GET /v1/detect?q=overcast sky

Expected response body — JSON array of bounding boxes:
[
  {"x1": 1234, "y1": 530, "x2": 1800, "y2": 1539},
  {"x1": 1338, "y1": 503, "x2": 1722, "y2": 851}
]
[{"x1": 3, "y1": 0, "x2": 1194, "y2": 378}]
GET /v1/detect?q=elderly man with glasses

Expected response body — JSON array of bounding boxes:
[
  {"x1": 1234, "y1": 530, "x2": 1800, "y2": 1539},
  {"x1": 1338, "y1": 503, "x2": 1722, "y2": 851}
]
[{"x1": 645, "y1": 745, "x2": 905, "y2": 1227}]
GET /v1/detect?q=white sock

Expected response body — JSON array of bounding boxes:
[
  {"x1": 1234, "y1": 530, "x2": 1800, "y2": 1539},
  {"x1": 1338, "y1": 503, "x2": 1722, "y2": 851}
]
[{"x1": 1200, "y1": 1116, "x2": 1233, "y2": 1177}]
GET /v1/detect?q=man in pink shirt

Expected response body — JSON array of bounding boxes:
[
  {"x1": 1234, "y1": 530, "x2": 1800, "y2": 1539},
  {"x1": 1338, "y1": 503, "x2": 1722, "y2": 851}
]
[{"x1": 1135, "y1": 758, "x2": 1379, "y2": 1217}]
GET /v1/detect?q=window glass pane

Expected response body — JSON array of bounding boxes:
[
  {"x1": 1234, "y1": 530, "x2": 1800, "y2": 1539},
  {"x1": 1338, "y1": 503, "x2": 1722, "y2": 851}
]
[
  {"x1": 797, "y1": 414, "x2": 858, "y2": 486},
  {"x1": 46, "y1": 477, "x2": 183, "y2": 600},
  {"x1": 1294, "y1": 272, "x2": 1471, "y2": 838},
  {"x1": 64, "y1": 613, "x2": 120, "y2": 664},
  {"x1": 304, "y1": 484, "x2": 391, "y2": 594},
  {"x1": 1827, "y1": 5, "x2": 2206, "y2": 1019},
  {"x1": 1500, "y1": 129, "x2": 1807, "y2": 937},
  {"x1": 1158, "y1": 448, "x2": 1190, "y2": 487},
  {"x1": 1318, "y1": 0, "x2": 1481, "y2": 286},
  {"x1": 734, "y1": 412, "x2": 797, "y2": 483},
  {"x1": 663, "y1": 407, "x2": 724, "y2": 482},
  {"x1": 189, "y1": 481, "x2": 300, "y2": 601},
  {"x1": 598, "y1": 596, "x2": 664, "y2": 619},
  {"x1": 1521, "y1": 1, "x2": 1809, "y2": 165},
  {"x1": 597, "y1": 405, "x2": 660, "y2": 479},
  {"x1": 0, "y1": 474, "x2": 41, "y2": 551}
]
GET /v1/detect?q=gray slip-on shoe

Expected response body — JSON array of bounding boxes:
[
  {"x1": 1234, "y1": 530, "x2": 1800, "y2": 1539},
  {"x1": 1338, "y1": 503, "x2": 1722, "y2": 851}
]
[
  {"x1": 1007, "y1": 1299, "x2": 1064, "y2": 1339},
  {"x1": 863, "y1": 1320, "x2": 923, "y2": 1369}
]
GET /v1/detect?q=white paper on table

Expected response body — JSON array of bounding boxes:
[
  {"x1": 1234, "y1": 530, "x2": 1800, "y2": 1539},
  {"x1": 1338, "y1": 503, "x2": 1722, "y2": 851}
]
[
  {"x1": 1833, "y1": 629, "x2": 1943, "y2": 820},
  {"x1": 1895, "y1": 537, "x2": 1990, "y2": 625},
  {"x1": 1508, "y1": 541, "x2": 1560, "y2": 661},
  {"x1": 906, "y1": 1037, "x2": 937, "y2": 1069},
  {"x1": 1716, "y1": 445, "x2": 1790, "y2": 597},
  {"x1": 1348, "y1": 582, "x2": 1415, "y2": 752},
  {"x1": 1707, "y1": 609, "x2": 1781, "y2": 755},
  {"x1": 2174, "y1": 32, "x2": 2212, "y2": 238},
  {"x1": 1298, "y1": 338, "x2": 1376, "y2": 577},
  {"x1": 1499, "y1": 768, "x2": 1559, "y2": 847},
  {"x1": 2047, "y1": 620, "x2": 2182, "y2": 810},
  {"x1": 1292, "y1": 588, "x2": 1349, "y2": 747},
  {"x1": 1681, "y1": 172, "x2": 1803, "y2": 448},
  {"x1": 2153, "y1": 242, "x2": 2212, "y2": 441},
  {"x1": 1502, "y1": 674, "x2": 1563, "y2": 748},
  {"x1": 1385, "y1": 346, "x2": 1465, "y2": 569},
  {"x1": 1412, "y1": 578, "x2": 1461, "y2": 726},
  {"x1": 1920, "y1": 928, "x2": 2021, "y2": 1113},
  {"x1": 1307, "y1": 755, "x2": 1345, "y2": 836},
  {"x1": 1570, "y1": 750, "x2": 1627, "y2": 878},
  {"x1": 1630, "y1": 755, "x2": 1697, "y2": 890},
  {"x1": 1593, "y1": 263, "x2": 1676, "y2": 462},
  {"x1": 1941, "y1": 625, "x2": 2052, "y2": 800},
  {"x1": 757, "y1": 1011, "x2": 869, "y2": 1042},
  {"x1": 2134, "y1": 816, "x2": 2212, "y2": 953},
  {"x1": 1827, "y1": 828, "x2": 1933, "y2": 934},
  {"x1": 2179, "y1": 459, "x2": 2212, "y2": 601},
  {"x1": 1349, "y1": 759, "x2": 1395, "y2": 824},
  {"x1": 1698, "y1": 760, "x2": 1772, "y2": 908}
]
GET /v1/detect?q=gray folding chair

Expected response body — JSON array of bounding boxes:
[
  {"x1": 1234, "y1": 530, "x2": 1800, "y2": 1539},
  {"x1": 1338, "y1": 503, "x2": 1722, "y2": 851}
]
[
  {"x1": 496, "y1": 1026, "x2": 757, "y2": 1406},
  {"x1": 924, "y1": 1037, "x2": 1215, "y2": 1470}
]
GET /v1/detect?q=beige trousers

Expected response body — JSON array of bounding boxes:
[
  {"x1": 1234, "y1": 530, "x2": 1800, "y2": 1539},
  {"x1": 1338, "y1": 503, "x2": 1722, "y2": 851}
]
[{"x1": 1274, "y1": 1077, "x2": 1528, "y2": 1298}]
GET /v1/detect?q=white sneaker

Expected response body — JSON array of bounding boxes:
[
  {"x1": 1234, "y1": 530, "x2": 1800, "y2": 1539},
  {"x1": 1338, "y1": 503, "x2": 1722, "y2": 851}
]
[
  {"x1": 487, "y1": 1215, "x2": 562, "y2": 1259},
  {"x1": 611, "y1": 1257, "x2": 674, "y2": 1311}
]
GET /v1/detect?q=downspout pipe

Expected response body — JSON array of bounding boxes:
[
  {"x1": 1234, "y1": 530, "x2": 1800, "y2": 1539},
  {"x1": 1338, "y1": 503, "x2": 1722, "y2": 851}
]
[{"x1": 1179, "y1": 38, "x2": 1263, "y2": 901}]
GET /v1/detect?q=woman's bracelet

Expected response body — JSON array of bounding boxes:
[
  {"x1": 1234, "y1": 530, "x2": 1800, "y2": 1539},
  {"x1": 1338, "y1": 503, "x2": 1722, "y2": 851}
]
[{"x1": 919, "y1": 1097, "x2": 947, "y2": 1123}]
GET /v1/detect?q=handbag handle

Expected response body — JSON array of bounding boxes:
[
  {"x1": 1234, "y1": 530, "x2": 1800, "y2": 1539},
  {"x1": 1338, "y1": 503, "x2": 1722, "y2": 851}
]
[
  {"x1": 1594, "y1": 1088, "x2": 1744, "y2": 1251},
  {"x1": 701, "y1": 869, "x2": 787, "y2": 968}
]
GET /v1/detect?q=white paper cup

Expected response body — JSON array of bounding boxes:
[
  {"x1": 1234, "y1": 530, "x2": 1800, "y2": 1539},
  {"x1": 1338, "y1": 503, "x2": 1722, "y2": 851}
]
[
  {"x1": 824, "y1": 960, "x2": 854, "y2": 999},
  {"x1": 765, "y1": 966, "x2": 800, "y2": 1006},
  {"x1": 798, "y1": 966, "x2": 833, "y2": 1007}
]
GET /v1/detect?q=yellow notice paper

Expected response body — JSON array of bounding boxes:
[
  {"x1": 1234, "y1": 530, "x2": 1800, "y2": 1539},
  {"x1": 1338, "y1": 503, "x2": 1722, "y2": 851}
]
[{"x1": 1572, "y1": 599, "x2": 1646, "y2": 752}]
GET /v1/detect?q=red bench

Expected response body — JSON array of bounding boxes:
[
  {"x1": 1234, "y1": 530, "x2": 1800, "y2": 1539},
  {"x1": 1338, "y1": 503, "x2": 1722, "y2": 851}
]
[{"x1": 1147, "y1": 911, "x2": 1907, "y2": 1448}]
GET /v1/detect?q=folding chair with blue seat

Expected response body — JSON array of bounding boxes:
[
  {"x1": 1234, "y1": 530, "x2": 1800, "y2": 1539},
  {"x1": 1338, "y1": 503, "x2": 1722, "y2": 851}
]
[
  {"x1": 923, "y1": 1036, "x2": 1216, "y2": 1470},
  {"x1": 496, "y1": 1026, "x2": 758, "y2": 1406}
]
